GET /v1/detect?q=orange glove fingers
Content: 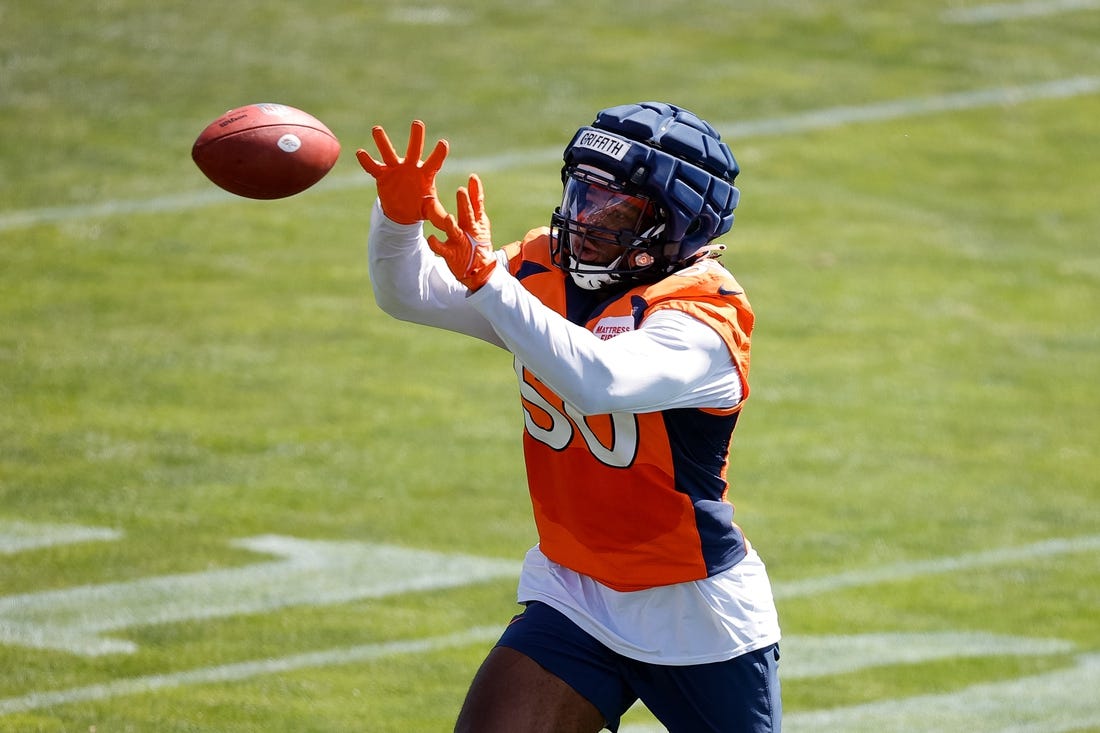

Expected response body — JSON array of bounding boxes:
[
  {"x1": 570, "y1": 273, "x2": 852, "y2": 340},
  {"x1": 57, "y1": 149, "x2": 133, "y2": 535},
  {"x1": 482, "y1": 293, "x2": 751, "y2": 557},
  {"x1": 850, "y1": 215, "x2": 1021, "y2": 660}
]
[
  {"x1": 377, "y1": 123, "x2": 408, "y2": 166},
  {"x1": 424, "y1": 189, "x2": 454, "y2": 232},
  {"x1": 427, "y1": 210, "x2": 463, "y2": 248},
  {"x1": 456, "y1": 174, "x2": 491, "y2": 244},
  {"x1": 355, "y1": 148, "x2": 383, "y2": 177},
  {"x1": 423, "y1": 174, "x2": 496, "y2": 290},
  {"x1": 466, "y1": 174, "x2": 485, "y2": 220},
  {"x1": 460, "y1": 242, "x2": 496, "y2": 292},
  {"x1": 422, "y1": 138, "x2": 449, "y2": 178},
  {"x1": 357, "y1": 121, "x2": 450, "y2": 225},
  {"x1": 425, "y1": 211, "x2": 496, "y2": 292},
  {"x1": 421, "y1": 193, "x2": 450, "y2": 224},
  {"x1": 355, "y1": 124, "x2": 405, "y2": 176}
]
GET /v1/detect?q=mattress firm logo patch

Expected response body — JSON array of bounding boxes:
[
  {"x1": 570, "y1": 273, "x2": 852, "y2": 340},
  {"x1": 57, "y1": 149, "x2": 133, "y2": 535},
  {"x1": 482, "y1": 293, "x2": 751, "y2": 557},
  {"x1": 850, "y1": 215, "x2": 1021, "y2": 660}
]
[
  {"x1": 575, "y1": 130, "x2": 630, "y2": 161},
  {"x1": 593, "y1": 315, "x2": 634, "y2": 340}
]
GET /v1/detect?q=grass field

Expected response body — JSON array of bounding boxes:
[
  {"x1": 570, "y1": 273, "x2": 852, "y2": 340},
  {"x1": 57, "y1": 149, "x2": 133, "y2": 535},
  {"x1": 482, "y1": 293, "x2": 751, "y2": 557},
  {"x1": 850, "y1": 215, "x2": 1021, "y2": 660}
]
[{"x1": 2, "y1": 1, "x2": 1099, "y2": 731}]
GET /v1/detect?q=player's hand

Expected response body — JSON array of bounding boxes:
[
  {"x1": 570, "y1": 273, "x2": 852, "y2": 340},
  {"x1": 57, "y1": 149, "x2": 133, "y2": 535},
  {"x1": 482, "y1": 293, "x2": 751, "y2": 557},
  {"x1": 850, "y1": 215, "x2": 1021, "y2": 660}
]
[
  {"x1": 356, "y1": 121, "x2": 448, "y2": 225},
  {"x1": 462, "y1": 174, "x2": 492, "y2": 244},
  {"x1": 425, "y1": 175, "x2": 497, "y2": 292}
]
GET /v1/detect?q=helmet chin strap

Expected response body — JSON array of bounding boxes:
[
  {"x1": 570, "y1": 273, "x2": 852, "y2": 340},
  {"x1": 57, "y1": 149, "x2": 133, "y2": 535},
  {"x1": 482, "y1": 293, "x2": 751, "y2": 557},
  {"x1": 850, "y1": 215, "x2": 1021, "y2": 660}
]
[
  {"x1": 568, "y1": 249, "x2": 661, "y2": 290},
  {"x1": 569, "y1": 254, "x2": 624, "y2": 290}
]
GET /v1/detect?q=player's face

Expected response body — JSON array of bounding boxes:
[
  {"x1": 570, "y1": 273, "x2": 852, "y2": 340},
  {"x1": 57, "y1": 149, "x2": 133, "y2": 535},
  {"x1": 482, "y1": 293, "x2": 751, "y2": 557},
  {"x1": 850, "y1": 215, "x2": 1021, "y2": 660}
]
[{"x1": 564, "y1": 181, "x2": 657, "y2": 265}]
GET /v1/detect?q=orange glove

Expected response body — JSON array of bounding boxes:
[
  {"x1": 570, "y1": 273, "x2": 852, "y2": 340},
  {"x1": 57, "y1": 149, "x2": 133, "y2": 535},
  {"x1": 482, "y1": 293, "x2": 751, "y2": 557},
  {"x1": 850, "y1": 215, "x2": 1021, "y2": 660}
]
[
  {"x1": 356, "y1": 121, "x2": 448, "y2": 225},
  {"x1": 425, "y1": 174, "x2": 497, "y2": 292}
]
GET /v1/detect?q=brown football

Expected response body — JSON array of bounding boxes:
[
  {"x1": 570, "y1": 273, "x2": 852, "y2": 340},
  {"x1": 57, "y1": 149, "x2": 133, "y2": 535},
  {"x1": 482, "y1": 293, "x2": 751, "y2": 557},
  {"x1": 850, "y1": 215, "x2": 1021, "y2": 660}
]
[{"x1": 192, "y1": 103, "x2": 340, "y2": 199}]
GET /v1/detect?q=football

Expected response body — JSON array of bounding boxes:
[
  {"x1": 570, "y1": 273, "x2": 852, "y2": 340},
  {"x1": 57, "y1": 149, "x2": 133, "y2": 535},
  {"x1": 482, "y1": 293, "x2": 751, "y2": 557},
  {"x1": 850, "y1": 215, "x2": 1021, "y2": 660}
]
[{"x1": 192, "y1": 103, "x2": 341, "y2": 199}]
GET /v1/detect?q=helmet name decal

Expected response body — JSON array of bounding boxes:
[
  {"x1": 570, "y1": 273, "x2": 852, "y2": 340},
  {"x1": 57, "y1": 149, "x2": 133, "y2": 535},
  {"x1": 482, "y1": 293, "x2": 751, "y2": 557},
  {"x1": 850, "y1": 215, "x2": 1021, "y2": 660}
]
[
  {"x1": 592, "y1": 315, "x2": 635, "y2": 340},
  {"x1": 575, "y1": 131, "x2": 630, "y2": 161}
]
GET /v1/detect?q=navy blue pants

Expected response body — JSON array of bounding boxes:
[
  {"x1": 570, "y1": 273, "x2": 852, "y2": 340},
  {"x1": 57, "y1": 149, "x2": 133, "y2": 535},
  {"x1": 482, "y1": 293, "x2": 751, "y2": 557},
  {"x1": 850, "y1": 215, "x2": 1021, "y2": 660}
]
[{"x1": 497, "y1": 601, "x2": 782, "y2": 732}]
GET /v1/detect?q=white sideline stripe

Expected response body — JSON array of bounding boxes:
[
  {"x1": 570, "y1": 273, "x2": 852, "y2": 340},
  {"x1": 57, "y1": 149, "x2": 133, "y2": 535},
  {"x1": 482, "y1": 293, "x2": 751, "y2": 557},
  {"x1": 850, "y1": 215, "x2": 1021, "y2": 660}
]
[
  {"x1": 0, "y1": 626, "x2": 501, "y2": 715},
  {"x1": 0, "y1": 520, "x2": 121, "y2": 555},
  {"x1": 942, "y1": 0, "x2": 1100, "y2": 24},
  {"x1": 1, "y1": 533, "x2": 1096, "y2": 715},
  {"x1": 1, "y1": 75, "x2": 1097, "y2": 233},
  {"x1": 775, "y1": 533, "x2": 1100, "y2": 599},
  {"x1": 781, "y1": 631, "x2": 1074, "y2": 678}
]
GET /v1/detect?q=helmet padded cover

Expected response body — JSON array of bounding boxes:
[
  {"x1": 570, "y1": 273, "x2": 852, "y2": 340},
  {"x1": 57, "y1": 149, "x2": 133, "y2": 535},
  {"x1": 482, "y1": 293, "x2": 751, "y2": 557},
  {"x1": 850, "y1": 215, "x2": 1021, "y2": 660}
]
[
  {"x1": 562, "y1": 102, "x2": 740, "y2": 268},
  {"x1": 596, "y1": 102, "x2": 738, "y2": 181}
]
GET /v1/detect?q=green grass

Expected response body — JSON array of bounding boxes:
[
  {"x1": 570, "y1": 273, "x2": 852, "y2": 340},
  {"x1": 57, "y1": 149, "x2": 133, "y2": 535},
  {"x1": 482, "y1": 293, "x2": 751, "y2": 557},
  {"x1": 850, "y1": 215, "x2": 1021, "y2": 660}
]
[{"x1": 2, "y1": 0, "x2": 1099, "y2": 730}]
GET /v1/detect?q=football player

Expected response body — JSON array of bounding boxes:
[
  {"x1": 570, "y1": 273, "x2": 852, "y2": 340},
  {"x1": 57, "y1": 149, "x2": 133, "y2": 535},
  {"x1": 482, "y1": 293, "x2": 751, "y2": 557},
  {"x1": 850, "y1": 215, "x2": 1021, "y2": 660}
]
[{"x1": 358, "y1": 102, "x2": 782, "y2": 733}]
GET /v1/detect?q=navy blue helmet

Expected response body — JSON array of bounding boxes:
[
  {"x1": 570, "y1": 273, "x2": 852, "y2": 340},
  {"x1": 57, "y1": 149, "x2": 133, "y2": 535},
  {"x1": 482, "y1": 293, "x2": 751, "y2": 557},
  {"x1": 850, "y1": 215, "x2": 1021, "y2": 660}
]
[{"x1": 550, "y1": 102, "x2": 740, "y2": 288}]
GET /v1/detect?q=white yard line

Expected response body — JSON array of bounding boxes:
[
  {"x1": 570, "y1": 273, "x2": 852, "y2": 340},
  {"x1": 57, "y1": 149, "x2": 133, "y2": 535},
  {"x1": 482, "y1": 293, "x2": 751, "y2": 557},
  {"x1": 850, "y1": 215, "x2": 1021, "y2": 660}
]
[
  {"x1": 0, "y1": 626, "x2": 502, "y2": 716},
  {"x1": 781, "y1": 652, "x2": 1100, "y2": 733},
  {"x1": 0, "y1": 535, "x2": 519, "y2": 656},
  {"x1": 0, "y1": 533, "x2": 1096, "y2": 716},
  {"x1": 721, "y1": 75, "x2": 1099, "y2": 138},
  {"x1": 775, "y1": 533, "x2": 1100, "y2": 599},
  {"x1": 942, "y1": 0, "x2": 1100, "y2": 24},
  {"x1": 1, "y1": 76, "x2": 1097, "y2": 233},
  {"x1": 0, "y1": 520, "x2": 121, "y2": 555}
]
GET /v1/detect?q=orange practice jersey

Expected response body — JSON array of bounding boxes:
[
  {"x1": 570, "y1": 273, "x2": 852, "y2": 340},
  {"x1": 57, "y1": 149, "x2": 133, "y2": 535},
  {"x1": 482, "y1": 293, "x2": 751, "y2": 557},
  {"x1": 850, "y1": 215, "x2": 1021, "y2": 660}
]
[{"x1": 504, "y1": 230, "x2": 755, "y2": 591}]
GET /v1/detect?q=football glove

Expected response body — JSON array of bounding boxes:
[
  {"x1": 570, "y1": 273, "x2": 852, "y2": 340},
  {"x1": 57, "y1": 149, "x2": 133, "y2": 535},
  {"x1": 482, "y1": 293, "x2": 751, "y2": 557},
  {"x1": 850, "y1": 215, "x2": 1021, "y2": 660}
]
[
  {"x1": 425, "y1": 174, "x2": 497, "y2": 292},
  {"x1": 356, "y1": 121, "x2": 448, "y2": 225}
]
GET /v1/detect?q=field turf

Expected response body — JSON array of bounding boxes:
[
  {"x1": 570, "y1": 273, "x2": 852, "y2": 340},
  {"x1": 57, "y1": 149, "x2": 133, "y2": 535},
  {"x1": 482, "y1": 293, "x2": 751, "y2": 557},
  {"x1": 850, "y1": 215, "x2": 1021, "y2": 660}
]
[{"x1": 1, "y1": 1, "x2": 1098, "y2": 730}]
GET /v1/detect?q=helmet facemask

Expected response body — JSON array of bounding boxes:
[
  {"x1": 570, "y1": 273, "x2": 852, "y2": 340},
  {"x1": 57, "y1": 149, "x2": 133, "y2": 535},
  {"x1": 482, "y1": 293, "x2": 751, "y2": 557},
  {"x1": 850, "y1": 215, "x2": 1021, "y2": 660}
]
[{"x1": 550, "y1": 165, "x2": 668, "y2": 290}]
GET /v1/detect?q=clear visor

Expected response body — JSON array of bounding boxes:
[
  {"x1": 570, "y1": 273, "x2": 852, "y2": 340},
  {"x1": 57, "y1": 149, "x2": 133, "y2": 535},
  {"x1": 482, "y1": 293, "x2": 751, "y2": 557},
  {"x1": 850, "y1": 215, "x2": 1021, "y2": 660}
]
[{"x1": 560, "y1": 176, "x2": 662, "y2": 263}]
